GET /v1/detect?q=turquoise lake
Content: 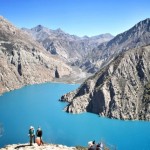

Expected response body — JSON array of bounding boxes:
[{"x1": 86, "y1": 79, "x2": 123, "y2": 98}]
[{"x1": 0, "y1": 82, "x2": 150, "y2": 150}]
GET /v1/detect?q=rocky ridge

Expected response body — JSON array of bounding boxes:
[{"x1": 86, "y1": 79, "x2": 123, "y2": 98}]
[
  {"x1": 22, "y1": 26, "x2": 113, "y2": 64},
  {"x1": 82, "y1": 18, "x2": 150, "y2": 73},
  {"x1": 0, "y1": 16, "x2": 82, "y2": 94},
  {"x1": 61, "y1": 45, "x2": 150, "y2": 120}
]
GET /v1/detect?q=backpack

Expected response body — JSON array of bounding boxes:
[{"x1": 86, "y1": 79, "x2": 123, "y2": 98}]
[
  {"x1": 29, "y1": 129, "x2": 33, "y2": 135},
  {"x1": 36, "y1": 130, "x2": 42, "y2": 137}
]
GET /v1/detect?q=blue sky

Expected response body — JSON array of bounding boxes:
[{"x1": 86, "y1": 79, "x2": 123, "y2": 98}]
[{"x1": 0, "y1": 0, "x2": 150, "y2": 37}]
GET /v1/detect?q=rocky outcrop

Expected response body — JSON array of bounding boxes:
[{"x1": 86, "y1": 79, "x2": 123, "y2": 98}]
[
  {"x1": 82, "y1": 18, "x2": 150, "y2": 73},
  {"x1": 0, "y1": 143, "x2": 77, "y2": 150},
  {"x1": 61, "y1": 45, "x2": 150, "y2": 120},
  {"x1": 0, "y1": 16, "x2": 74, "y2": 94}
]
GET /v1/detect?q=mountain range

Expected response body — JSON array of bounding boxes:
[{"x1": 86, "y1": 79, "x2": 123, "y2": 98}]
[
  {"x1": 0, "y1": 16, "x2": 150, "y2": 120},
  {"x1": 24, "y1": 18, "x2": 150, "y2": 74},
  {"x1": 61, "y1": 18, "x2": 150, "y2": 120},
  {"x1": 0, "y1": 16, "x2": 73, "y2": 94},
  {"x1": 80, "y1": 18, "x2": 150, "y2": 73},
  {"x1": 22, "y1": 25, "x2": 113, "y2": 64},
  {"x1": 0, "y1": 16, "x2": 114, "y2": 94},
  {"x1": 61, "y1": 44, "x2": 150, "y2": 120}
]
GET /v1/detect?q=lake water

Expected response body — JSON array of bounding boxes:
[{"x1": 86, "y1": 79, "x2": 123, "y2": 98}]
[{"x1": 0, "y1": 82, "x2": 150, "y2": 150}]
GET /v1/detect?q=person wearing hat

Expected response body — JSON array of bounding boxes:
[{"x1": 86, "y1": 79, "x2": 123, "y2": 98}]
[
  {"x1": 28, "y1": 126, "x2": 35, "y2": 146},
  {"x1": 36, "y1": 126, "x2": 44, "y2": 145}
]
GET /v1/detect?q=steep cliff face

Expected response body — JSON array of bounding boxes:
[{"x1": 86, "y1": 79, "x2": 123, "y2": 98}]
[
  {"x1": 61, "y1": 45, "x2": 150, "y2": 120},
  {"x1": 0, "y1": 16, "x2": 72, "y2": 94},
  {"x1": 82, "y1": 18, "x2": 150, "y2": 73}
]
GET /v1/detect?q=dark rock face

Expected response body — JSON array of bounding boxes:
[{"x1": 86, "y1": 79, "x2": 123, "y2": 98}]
[
  {"x1": 61, "y1": 45, "x2": 150, "y2": 120},
  {"x1": 55, "y1": 68, "x2": 60, "y2": 78},
  {"x1": 82, "y1": 18, "x2": 150, "y2": 73},
  {"x1": 17, "y1": 63, "x2": 22, "y2": 76}
]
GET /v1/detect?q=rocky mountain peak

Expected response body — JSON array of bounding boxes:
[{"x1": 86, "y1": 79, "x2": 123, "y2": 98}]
[
  {"x1": 81, "y1": 18, "x2": 150, "y2": 73},
  {"x1": 23, "y1": 25, "x2": 113, "y2": 64},
  {"x1": 56, "y1": 28, "x2": 64, "y2": 33},
  {"x1": 0, "y1": 16, "x2": 18, "y2": 33},
  {"x1": 31, "y1": 24, "x2": 47, "y2": 32},
  {"x1": 107, "y1": 18, "x2": 150, "y2": 48},
  {"x1": 82, "y1": 35, "x2": 89, "y2": 39},
  {"x1": 35, "y1": 24, "x2": 44, "y2": 31},
  {"x1": 134, "y1": 18, "x2": 150, "y2": 30}
]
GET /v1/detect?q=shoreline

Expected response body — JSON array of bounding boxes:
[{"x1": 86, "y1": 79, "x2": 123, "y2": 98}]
[
  {"x1": 0, "y1": 69, "x2": 91, "y2": 96},
  {"x1": 0, "y1": 80, "x2": 81, "y2": 96}
]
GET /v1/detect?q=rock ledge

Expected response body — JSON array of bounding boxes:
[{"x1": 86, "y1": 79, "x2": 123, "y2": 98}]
[{"x1": 0, "y1": 143, "x2": 77, "y2": 150}]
